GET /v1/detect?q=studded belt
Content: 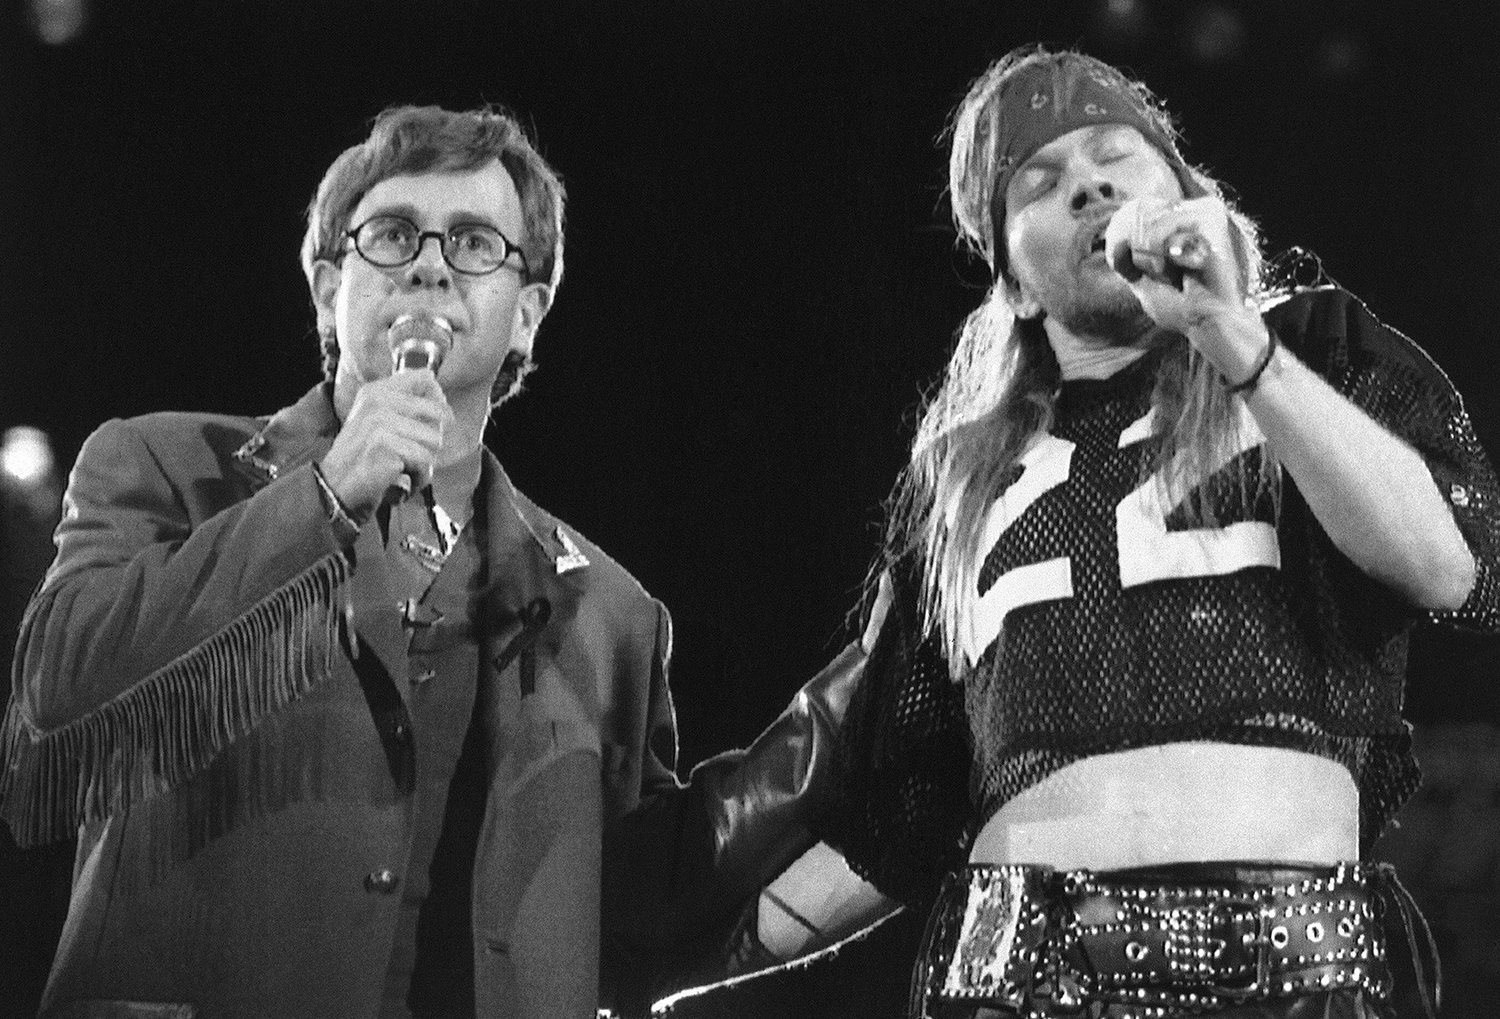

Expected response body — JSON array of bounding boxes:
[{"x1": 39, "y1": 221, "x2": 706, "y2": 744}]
[{"x1": 911, "y1": 861, "x2": 1435, "y2": 1018}]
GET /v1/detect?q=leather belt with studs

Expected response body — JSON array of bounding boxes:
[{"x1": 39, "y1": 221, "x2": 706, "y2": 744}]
[{"x1": 914, "y1": 861, "x2": 1410, "y2": 1018}]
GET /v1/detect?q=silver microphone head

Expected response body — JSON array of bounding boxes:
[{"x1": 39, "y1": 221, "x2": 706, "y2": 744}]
[{"x1": 389, "y1": 313, "x2": 454, "y2": 374}]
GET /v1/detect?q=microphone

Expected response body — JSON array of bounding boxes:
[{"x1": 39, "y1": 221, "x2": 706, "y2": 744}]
[
  {"x1": 384, "y1": 313, "x2": 453, "y2": 503},
  {"x1": 389, "y1": 313, "x2": 453, "y2": 375},
  {"x1": 1103, "y1": 200, "x2": 1206, "y2": 288}
]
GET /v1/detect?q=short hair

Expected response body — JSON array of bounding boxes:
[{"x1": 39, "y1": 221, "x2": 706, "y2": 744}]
[{"x1": 301, "y1": 104, "x2": 566, "y2": 402}]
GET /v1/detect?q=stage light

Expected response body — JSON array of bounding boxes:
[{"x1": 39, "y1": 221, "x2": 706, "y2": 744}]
[
  {"x1": 28, "y1": 0, "x2": 89, "y2": 46},
  {"x1": 1, "y1": 426, "x2": 56, "y2": 489},
  {"x1": 1094, "y1": 0, "x2": 1151, "y2": 48},
  {"x1": 1182, "y1": 1, "x2": 1246, "y2": 65},
  {"x1": 1317, "y1": 32, "x2": 1368, "y2": 81}
]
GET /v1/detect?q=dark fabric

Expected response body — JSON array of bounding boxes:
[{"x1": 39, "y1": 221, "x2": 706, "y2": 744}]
[
  {"x1": 1216, "y1": 992, "x2": 1395, "y2": 1019},
  {"x1": 1271, "y1": 289, "x2": 1500, "y2": 636},
  {"x1": 406, "y1": 695, "x2": 488, "y2": 1019},
  {"x1": 602, "y1": 640, "x2": 871, "y2": 1012},
  {"x1": 4, "y1": 384, "x2": 682, "y2": 1019},
  {"x1": 986, "y1": 53, "x2": 1182, "y2": 180},
  {"x1": 968, "y1": 286, "x2": 1500, "y2": 854},
  {"x1": 964, "y1": 342, "x2": 1382, "y2": 847},
  {"x1": 381, "y1": 521, "x2": 482, "y2": 1018},
  {"x1": 817, "y1": 558, "x2": 974, "y2": 910},
  {"x1": 42, "y1": 1003, "x2": 197, "y2": 1019},
  {"x1": 821, "y1": 287, "x2": 1500, "y2": 907},
  {"x1": 945, "y1": 988, "x2": 1393, "y2": 1018}
]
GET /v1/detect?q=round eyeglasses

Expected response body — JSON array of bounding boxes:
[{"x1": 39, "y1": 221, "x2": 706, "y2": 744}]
[{"x1": 345, "y1": 215, "x2": 530, "y2": 279}]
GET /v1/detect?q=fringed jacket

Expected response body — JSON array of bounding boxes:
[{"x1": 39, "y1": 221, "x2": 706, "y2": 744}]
[{"x1": 0, "y1": 383, "x2": 848, "y2": 1019}]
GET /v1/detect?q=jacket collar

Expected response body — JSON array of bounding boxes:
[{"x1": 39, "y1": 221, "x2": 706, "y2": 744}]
[
  {"x1": 233, "y1": 382, "x2": 593, "y2": 682},
  {"x1": 231, "y1": 383, "x2": 342, "y2": 486},
  {"x1": 233, "y1": 381, "x2": 591, "y2": 577}
]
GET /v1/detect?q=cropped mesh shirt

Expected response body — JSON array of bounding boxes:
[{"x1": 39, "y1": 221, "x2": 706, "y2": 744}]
[{"x1": 823, "y1": 287, "x2": 1500, "y2": 906}]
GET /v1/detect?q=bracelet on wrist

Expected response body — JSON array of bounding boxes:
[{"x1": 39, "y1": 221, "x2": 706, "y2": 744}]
[
  {"x1": 311, "y1": 462, "x2": 364, "y2": 541},
  {"x1": 1224, "y1": 328, "x2": 1278, "y2": 395}
]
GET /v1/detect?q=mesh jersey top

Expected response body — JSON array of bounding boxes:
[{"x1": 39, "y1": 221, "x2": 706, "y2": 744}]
[{"x1": 821, "y1": 287, "x2": 1500, "y2": 907}]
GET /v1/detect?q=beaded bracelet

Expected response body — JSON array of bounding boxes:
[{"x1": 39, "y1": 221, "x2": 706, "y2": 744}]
[{"x1": 1224, "y1": 328, "x2": 1279, "y2": 394}]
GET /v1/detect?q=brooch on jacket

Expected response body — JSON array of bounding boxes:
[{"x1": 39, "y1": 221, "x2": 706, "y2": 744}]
[{"x1": 553, "y1": 527, "x2": 590, "y2": 575}]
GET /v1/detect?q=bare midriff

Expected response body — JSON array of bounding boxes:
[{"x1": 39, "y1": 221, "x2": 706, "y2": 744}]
[{"x1": 968, "y1": 741, "x2": 1359, "y2": 870}]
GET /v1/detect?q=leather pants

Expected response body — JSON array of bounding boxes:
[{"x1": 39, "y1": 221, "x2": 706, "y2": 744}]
[{"x1": 954, "y1": 987, "x2": 1394, "y2": 1018}]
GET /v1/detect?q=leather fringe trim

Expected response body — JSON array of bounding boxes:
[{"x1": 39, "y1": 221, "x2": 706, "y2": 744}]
[{"x1": 0, "y1": 554, "x2": 350, "y2": 848}]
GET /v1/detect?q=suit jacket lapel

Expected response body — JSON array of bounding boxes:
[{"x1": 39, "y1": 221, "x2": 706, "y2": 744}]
[
  {"x1": 476, "y1": 455, "x2": 586, "y2": 694},
  {"x1": 345, "y1": 520, "x2": 411, "y2": 699}
]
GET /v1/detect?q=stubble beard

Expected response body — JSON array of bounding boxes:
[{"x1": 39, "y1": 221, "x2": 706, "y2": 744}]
[{"x1": 1054, "y1": 275, "x2": 1156, "y2": 347}]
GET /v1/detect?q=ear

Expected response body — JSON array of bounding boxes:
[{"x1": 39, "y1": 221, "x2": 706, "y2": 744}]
[
  {"x1": 509, "y1": 282, "x2": 553, "y2": 358},
  {"x1": 1003, "y1": 270, "x2": 1043, "y2": 321},
  {"x1": 311, "y1": 260, "x2": 342, "y2": 337}
]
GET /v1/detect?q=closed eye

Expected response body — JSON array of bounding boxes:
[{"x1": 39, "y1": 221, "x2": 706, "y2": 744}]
[{"x1": 1012, "y1": 170, "x2": 1057, "y2": 205}]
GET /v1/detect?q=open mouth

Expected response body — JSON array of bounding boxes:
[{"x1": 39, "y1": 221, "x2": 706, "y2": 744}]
[{"x1": 1080, "y1": 231, "x2": 1109, "y2": 265}]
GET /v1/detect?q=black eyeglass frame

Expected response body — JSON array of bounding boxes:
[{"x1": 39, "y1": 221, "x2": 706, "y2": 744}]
[{"x1": 343, "y1": 214, "x2": 532, "y2": 280}]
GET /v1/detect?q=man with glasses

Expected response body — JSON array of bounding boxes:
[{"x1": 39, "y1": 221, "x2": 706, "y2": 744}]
[{"x1": 0, "y1": 104, "x2": 814, "y2": 1019}]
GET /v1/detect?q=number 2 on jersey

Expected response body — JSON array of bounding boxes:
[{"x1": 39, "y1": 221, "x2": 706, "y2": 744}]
[{"x1": 964, "y1": 406, "x2": 1278, "y2": 666}]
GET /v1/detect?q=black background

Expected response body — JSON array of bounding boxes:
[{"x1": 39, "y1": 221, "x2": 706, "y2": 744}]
[{"x1": 2, "y1": 1, "x2": 1498, "y2": 1015}]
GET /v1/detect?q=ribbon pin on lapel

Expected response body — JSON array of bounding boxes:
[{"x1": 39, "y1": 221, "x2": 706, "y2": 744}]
[{"x1": 553, "y1": 527, "x2": 590, "y2": 575}]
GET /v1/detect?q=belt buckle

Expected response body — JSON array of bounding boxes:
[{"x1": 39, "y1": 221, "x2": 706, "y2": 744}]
[
  {"x1": 940, "y1": 866, "x2": 1049, "y2": 1006},
  {"x1": 1065, "y1": 884, "x2": 1269, "y2": 1012},
  {"x1": 1202, "y1": 896, "x2": 1269, "y2": 1001}
]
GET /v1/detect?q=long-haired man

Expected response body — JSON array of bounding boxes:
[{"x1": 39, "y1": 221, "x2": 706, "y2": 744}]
[{"x1": 726, "y1": 45, "x2": 1500, "y2": 1019}]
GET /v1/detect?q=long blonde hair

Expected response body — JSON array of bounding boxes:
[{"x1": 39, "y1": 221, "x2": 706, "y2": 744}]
[{"x1": 885, "y1": 47, "x2": 1282, "y2": 674}]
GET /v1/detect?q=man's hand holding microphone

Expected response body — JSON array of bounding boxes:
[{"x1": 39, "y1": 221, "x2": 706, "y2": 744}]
[
  {"x1": 1104, "y1": 195, "x2": 1272, "y2": 387},
  {"x1": 318, "y1": 313, "x2": 457, "y2": 521}
]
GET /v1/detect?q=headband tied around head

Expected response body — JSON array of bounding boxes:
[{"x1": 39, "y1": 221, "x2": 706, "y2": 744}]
[{"x1": 985, "y1": 52, "x2": 1197, "y2": 278}]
